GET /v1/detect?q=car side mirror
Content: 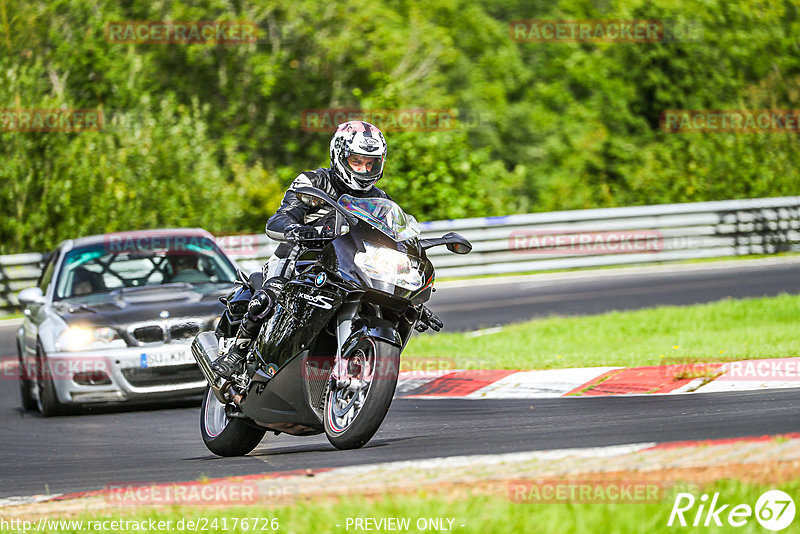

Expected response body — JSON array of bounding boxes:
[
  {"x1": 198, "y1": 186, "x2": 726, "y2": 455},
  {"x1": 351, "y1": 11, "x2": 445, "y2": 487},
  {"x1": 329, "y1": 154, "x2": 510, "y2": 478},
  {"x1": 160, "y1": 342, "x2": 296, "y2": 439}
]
[{"x1": 18, "y1": 287, "x2": 45, "y2": 307}]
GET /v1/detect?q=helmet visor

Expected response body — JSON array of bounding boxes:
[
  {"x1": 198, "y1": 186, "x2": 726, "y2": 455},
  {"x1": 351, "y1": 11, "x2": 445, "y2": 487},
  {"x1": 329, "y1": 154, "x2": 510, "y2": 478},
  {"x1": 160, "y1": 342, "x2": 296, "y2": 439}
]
[{"x1": 344, "y1": 152, "x2": 384, "y2": 179}]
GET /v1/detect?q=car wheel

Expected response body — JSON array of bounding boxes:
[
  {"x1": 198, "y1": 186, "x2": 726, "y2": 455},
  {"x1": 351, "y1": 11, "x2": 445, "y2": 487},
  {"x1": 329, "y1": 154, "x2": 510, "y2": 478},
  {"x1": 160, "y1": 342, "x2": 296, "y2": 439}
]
[
  {"x1": 17, "y1": 341, "x2": 36, "y2": 411},
  {"x1": 36, "y1": 342, "x2": 63, "y2": 417}
]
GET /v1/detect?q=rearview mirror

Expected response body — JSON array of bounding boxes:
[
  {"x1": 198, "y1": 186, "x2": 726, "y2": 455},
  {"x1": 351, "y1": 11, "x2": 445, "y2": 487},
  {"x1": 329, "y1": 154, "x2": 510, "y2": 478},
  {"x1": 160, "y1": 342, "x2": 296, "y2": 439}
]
[
  {"x1": 443, "y1": 232, "x2": 472, "y2": 254},
  {"x1": 420, "y1": 232, "x2": 472, "y2": 254},
  {"x1": 446, "y1": 242, "x2": 472, "y2": 254}
]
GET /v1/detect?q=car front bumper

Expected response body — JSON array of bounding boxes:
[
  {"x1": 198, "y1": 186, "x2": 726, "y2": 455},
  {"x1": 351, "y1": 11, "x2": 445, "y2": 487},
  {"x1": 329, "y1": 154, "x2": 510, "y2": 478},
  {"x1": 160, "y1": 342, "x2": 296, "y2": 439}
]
[{"x1": 46, "y1": 343, "x2": 206, "y2": 404}]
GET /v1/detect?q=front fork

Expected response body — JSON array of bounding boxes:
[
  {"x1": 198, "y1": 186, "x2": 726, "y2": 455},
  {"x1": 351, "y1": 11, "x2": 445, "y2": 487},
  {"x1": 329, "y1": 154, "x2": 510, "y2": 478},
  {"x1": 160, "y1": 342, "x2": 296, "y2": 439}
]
[{"x1": 332, "y1": 301, "x2": 359, "y2": 389}]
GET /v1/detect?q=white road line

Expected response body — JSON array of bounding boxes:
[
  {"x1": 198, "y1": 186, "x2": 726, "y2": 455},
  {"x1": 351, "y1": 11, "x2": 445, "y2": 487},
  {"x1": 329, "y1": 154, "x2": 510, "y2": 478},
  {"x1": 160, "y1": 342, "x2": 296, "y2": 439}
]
[
  {"x1": 464, "y1": 327, "x2": 504, "y2": 338},
  {"x1": 0, "y1": 494, "x2": 63, "y2": 507},
  {"x1": 253, "y1": 442, "x2": 657, "y2": 468}
]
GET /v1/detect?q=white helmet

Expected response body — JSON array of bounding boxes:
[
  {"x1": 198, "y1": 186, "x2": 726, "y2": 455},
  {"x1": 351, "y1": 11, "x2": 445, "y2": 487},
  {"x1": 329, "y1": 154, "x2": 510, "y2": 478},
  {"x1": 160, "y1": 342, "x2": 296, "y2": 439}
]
[{"x1": 330, "y1": 121, "x2": 387, "y2": 192}]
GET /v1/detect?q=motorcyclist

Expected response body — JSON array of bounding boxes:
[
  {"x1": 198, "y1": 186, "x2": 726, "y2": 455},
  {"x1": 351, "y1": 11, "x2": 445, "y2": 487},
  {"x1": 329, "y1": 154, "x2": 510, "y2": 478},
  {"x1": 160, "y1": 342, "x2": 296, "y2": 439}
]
[{"x1": 211, "y1": 120, "x2": 443, "y2": 379}]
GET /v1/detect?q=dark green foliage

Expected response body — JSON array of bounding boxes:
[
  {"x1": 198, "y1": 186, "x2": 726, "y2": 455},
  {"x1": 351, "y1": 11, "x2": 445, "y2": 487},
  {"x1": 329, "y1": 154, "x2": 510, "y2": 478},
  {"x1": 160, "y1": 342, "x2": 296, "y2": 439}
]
[{"x1": 0, "y1": 0, "x2": 797, "y2": 253}]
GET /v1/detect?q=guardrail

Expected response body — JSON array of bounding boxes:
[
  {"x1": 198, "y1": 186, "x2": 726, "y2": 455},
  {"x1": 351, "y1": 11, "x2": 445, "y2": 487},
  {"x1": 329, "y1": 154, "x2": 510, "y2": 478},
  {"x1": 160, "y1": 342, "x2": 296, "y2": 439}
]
[{"x1": 2, "y1": 196, "x2": 799, "y2": 311}]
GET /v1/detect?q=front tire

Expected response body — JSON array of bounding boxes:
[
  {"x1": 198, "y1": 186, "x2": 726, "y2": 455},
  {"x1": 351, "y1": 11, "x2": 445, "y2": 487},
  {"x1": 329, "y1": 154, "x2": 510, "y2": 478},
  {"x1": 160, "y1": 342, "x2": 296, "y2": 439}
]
[
  {"x1": 324, "y1": 338, "x2": 400, "y2": 450},
  {"x1": 36, "y1": 343, "x2": 63, "y2": 417},
  {"x1": 200, "y1": 386, "x2": 266, "y2": 457}
]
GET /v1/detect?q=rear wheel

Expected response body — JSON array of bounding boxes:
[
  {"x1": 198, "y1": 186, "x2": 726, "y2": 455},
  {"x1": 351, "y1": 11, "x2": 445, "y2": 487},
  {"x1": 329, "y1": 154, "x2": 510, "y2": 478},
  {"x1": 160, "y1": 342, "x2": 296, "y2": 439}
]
[
  {"x1": 200, "y1": 386, "x2": 266, "y2": 457},
  {"x1": 17, "y1": 342, "x2": 36, "y2": 411},
  {"x1": 324, "y1": 338, "x2": 400, "y2": 450},
  {"x1": 35, "y1": 343, "x2": 63, "y2": 417}
]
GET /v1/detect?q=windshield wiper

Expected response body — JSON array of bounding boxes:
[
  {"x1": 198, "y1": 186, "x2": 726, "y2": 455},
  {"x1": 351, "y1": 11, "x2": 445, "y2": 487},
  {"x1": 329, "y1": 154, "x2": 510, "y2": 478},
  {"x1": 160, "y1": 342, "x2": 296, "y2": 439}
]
[
  {"x1": 57, "y1": 302, "x2": 98, "y2": 313},
  {"x1": 119, "y1": 282, "x2": 194, "y2": 293}
]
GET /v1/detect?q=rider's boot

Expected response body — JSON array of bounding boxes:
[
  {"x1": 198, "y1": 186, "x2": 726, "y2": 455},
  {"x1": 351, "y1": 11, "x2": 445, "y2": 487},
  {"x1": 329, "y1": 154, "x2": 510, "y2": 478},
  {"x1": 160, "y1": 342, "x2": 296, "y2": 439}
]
[{"x1": 211, "y1": 277, "x2": 287, "y2": 379}]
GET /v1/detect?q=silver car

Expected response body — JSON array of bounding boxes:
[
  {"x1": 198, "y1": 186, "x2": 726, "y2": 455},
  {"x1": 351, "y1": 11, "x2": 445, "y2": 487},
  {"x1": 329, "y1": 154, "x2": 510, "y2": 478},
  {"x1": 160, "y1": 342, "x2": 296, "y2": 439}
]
[{"x1": 16, "y1": 228, "x2": 237, "y2": 416}]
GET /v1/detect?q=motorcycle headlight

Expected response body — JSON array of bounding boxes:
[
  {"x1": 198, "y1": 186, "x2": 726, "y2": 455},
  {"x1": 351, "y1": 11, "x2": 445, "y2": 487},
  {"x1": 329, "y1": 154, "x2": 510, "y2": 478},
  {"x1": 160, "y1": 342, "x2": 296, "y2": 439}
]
[
  {"x1": 354, "y1": 243, "x2": 423, "y2": 291},
  {"x1": 56, "y1": 326, "x2": 124, "y2": 352}
]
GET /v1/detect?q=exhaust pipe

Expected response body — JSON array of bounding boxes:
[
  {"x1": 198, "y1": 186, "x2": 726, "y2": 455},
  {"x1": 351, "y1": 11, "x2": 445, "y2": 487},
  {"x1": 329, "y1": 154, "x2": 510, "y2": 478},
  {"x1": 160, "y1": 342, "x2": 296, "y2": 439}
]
[{"x1": 191, "y1": 332, "x2": 229, "y2": 404}]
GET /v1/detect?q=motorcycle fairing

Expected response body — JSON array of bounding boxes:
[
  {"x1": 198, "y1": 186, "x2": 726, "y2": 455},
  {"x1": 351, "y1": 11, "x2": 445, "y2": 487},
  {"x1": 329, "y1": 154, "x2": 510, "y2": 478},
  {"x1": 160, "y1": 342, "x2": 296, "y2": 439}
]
[
  {"x1": 240, "y1": 349, "x2": 325, "y2": 433},
  {"x1": 253, "y1": 274, "x2": 344, "y2": 372}
]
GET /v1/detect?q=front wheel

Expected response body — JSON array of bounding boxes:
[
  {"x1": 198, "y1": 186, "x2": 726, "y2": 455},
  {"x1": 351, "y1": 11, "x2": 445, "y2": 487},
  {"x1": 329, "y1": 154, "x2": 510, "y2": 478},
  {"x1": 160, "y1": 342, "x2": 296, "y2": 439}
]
[
  {"x1": 324, "y1": 338, "x2": 400, "y2": 450},
  {"x1": 200, "y1": 387, "x2": 266, "y2": 457},
  {"x1": 36, "y1": 344, "x2": 63, "y2": 417}
]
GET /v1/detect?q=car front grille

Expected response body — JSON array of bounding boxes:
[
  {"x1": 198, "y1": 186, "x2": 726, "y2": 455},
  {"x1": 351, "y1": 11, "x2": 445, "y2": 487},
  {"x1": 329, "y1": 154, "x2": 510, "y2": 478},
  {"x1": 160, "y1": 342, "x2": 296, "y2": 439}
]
[
  {"x1": 129, "y1": 319, "x2": 204, "y2": 345},
  {"x1": 133, "y1": 325, "x2": 165, "y2": 344},
  {"x1": 170, "y1": 322, "x2": 201, "y2": 341},
  {"x1": 121, "y1": 364, "x2": 204, "y2": 387}
]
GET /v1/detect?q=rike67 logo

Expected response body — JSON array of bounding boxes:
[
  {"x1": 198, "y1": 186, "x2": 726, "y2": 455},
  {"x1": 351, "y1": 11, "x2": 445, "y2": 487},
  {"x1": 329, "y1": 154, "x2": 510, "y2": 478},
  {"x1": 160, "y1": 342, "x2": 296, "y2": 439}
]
[{"x1": 668, "y1": 490, "x2": 795, "y2": 531}]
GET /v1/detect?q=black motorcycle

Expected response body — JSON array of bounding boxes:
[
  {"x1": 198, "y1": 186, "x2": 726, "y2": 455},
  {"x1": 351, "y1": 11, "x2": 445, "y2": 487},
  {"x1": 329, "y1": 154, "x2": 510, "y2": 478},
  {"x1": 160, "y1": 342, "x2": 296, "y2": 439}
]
[{"x1": 191, "y1": 186, "x2": 471, "y2": 456}]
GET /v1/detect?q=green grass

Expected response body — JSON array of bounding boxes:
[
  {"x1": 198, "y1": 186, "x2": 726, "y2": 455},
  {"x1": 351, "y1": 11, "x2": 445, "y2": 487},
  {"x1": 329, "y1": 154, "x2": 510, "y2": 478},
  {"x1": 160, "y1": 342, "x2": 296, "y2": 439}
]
[
  {"x1": 404, "y1": 294, "x2": 800, "y2": 370},
  {"x1": 7, "y1": 478, "x2": 798, "y2": 534}
]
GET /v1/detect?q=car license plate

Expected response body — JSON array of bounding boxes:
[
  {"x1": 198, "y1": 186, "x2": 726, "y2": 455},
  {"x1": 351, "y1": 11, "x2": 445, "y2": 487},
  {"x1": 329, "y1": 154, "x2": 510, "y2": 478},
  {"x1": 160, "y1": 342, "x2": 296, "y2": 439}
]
[{"x1": 140, "y1": 349, "x2": 193, "y2": 368}]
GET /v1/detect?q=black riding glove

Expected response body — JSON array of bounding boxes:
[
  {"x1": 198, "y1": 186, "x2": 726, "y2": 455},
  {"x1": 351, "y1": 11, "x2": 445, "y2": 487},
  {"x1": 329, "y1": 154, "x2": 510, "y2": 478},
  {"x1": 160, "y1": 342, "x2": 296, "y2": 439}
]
[
  {"x1": 415, "y1": 305, "x2": 443, "y2": 332},
  {"x1": 284, "y1": 224, "x2": 319, "y2": 243}
]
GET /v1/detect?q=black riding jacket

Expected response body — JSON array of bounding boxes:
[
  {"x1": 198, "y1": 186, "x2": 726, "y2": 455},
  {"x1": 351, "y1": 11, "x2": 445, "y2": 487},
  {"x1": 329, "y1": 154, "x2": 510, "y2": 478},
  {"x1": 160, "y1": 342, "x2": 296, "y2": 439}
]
[{"x1": 265, "y1": 168, "x2": 391, "y2": 241}]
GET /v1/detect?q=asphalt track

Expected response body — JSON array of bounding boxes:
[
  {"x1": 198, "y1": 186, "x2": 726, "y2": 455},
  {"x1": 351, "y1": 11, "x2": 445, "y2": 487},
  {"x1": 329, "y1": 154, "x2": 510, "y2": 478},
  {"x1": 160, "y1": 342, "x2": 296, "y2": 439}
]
[
  {"x1": 1, "y1": 259, "x2": 799, "y2": 499},
  {"x1": 1, "y1": 382, "x2": 799, "y2": 499}
]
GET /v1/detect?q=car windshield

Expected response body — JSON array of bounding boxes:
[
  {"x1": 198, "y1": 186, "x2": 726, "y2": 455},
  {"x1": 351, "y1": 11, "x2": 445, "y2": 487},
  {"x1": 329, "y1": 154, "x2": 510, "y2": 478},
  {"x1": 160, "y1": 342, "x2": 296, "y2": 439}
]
[
  {"x1": 338, "y1": 195, "x2": 421, "y2": 241},
  {"x1": 54, "y1": 235, "x2": 237, "y2": 300}
]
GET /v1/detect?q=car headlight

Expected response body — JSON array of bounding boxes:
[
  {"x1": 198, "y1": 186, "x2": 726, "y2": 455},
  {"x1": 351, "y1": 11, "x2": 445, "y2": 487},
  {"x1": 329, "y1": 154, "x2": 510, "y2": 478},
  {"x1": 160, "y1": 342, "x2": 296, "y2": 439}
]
[
  {"x1": 56, "y1": 326, "x2": 124, "y2": 352},
  {"x1": 354, "y1": 243, "x2": 423, "y2": 291}
]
